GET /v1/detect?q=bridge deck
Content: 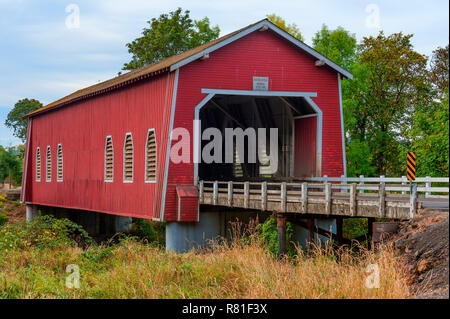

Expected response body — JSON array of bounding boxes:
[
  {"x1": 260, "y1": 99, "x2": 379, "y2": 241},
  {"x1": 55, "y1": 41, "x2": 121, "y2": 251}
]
[{"x1": 198, "y1": 181, "x2": 421, "y2": 219}]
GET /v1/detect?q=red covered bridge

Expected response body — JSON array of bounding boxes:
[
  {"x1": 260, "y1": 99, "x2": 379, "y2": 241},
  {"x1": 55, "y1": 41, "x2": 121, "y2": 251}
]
[{"x1": 21, "y1": 19, "x2": 352, "y2": 252}]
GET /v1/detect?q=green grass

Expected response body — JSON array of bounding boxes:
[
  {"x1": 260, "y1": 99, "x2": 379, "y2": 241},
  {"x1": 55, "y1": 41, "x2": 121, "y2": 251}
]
[{"x1": 0, "y1": 215, "x2": 411, "y2": 299}]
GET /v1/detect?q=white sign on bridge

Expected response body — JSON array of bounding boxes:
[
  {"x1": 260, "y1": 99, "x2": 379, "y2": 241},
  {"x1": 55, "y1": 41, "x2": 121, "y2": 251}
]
[{"x1": 253, "y1": 76, "x2": 269, "y2": 91}]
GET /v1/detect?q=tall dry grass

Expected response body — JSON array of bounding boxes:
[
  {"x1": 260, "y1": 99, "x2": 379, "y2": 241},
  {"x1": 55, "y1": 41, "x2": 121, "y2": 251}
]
[{"x1": 0, "y1": 234, "x2": 411, "y2": 299}]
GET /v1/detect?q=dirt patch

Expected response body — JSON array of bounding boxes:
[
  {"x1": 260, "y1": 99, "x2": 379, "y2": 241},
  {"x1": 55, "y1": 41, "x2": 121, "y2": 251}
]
[
  {"x1": 393, "y1": 208, "x2": 449, "y2": 299},
  {"x1": 1, "y1": 200, "x2": 26, "y2": 226}
]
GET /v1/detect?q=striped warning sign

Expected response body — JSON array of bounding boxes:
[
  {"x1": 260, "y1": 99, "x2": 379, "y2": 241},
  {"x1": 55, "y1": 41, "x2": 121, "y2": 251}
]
[{"x1": 407, "y1": 152, "x2": 416, "y2": 181}]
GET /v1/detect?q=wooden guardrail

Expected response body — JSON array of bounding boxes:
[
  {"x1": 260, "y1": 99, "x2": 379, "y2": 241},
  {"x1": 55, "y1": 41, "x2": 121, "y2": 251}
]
[
  {"x1": 303, "y1": 175, "x2": 449, "y2": 198},
  {"x1": 198, "y1": 178, "x2": 449, "y2": 220}
]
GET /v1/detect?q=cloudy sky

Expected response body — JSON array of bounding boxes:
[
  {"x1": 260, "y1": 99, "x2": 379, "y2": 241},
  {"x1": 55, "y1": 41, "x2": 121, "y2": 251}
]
[{"x1": 0, "y1": 0, "x2": 448, "y2": 146}]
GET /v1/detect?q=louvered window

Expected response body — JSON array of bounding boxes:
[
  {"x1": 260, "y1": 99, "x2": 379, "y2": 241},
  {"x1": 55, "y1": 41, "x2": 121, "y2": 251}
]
[
  {"x1": 145, "y1": 129, "x2": 157, "y2": 182},
  {"x1": 104, "y1": 136, "x2": 113, "y2": 182},
  {"x1": 123, "y1": 133, "x2": 133, "y2": 182},
  {"x1": 46, "y1": 146, "x2": 51, "y2": 182},
  {"x1": 57, "y1": 144, "x2": 63, "y2": 182},
  {"x1": 36, "y1": 147, "x2": 41, "y2": 182}
]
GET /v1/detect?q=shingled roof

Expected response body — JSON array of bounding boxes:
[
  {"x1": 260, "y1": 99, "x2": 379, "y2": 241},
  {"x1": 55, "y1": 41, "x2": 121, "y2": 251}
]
[{"x1": 25, "y1": 19, "x2": 352, "y2": 118}]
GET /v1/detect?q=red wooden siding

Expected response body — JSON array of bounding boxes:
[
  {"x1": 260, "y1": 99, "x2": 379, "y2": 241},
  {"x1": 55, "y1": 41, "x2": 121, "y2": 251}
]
[
  {"x1": 25, "y1": 72, "x2": 176, "y2": 219},
  {"x1": 163, "y1": 30, "x2": 344, "y2": 221},
  {"x1": 294, "y1": 117, "x2": 317, "y2": 177}
]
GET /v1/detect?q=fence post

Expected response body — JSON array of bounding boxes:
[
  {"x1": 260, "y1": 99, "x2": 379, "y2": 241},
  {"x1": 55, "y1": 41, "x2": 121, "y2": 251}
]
[
  {"x1": 359, "y1": 175, "x2": 364, "y2": 194},
  {"x1": 227, "y1": 181, "x2": 233, "y2": 206},
  {"x1": 323, "y1": 175, "x2": 328, "y2": 184},
  {"x1": 302, "y1": 182, "x2": 308, "y2": 214},
  {"x1": 410, "y1": 183, "x2": 417, "y2": 219},
  {"x1": 341, "y1": 175, "x2": 347, "y2": 193},
  {"x1": 350, "y1": 183, "x2": 357, "y2": 216},
  {"x1": 281, "y1": 182, "x2": 287, "y2": 212},
  {"x1": 213, "y1": 181, "x2": 218, "y2": 205},
  {"x1": 426, "y1": 176, "x2": 431, "y2": 197},
  {"x1": 261, "y1": 182, "x2": 267, "y2": 211},
  {"x1": 401, "y1": 176, "x2": 406, "y2": 195},
  {"x1": 379, "y1": 182, "x2": 386, "y2": 218},
  {"x1": 325, "y1": 183, "x2": 332, "y2": 215}
]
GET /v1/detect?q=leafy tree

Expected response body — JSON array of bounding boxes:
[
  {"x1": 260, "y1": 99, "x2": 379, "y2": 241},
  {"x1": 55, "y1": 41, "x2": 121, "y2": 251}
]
[
  {"x1": 0, "y1": 146, "x2": 22, "y2": 186},
  {"x1": 123, "y1": 8, "x2": 220, "y2": 71},
  {"x1": 412, "y1": 89, "x2": 449, "y2": 176},
  {"x1": 345, "y1": 32, "x2": 431, "y2": 176},
  {"x1": 430, "y1": 45, "x2": 449, "y2": 97},
  {"x1": 5, "y1": 99, "x2": 42, "y2": 142},
  {"x1": 312, "y1": 24, "x2": 357, "y2": 69},
  {"x1": 266, "y1": 14, "x2": 303, "y2": 41}
]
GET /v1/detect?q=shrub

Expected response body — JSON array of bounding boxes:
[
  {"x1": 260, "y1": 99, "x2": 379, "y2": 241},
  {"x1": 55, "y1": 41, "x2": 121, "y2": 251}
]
[
  {"x1": 257, "y1": 216, "x2": 295, "y2": 257},
  {"x1": 0, "y1": 213, "x2": 8, "y2": 226},
  {"x1": 0, "y1": 214, "x2": 92, "y2": 250}
]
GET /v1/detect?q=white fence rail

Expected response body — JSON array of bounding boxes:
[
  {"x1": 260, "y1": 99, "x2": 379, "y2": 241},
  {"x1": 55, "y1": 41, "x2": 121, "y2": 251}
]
[{"x1": 302, "y1": 175, "x2": 449, "y2": 197}]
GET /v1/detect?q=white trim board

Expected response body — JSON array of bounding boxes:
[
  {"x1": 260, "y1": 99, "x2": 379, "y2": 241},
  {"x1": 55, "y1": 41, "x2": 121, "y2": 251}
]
[
  {"x1": 193, "y1": 89, "x2": 323, "y2": 182},
  {"x1": 170, "y1": 19, "x2": 353, "y2": 80},
  {"x1": 338, "y1": 74, "x2": 347, "y2": 177},
  {"x1": 160, "y1": 68, "x2": 180, "y2": 221}
]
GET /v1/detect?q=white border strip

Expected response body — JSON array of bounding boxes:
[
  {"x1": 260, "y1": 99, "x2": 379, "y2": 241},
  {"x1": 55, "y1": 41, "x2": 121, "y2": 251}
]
[
  {"x1": 21, "y1": 118, "x2": 32, "y2": 202},
  {"x1": 160, "y1": 69, "x2": 179, "y2": 221},
  {"x1": 338, "y1": 74, "x2": 347, "y2": 177},
  {"x1": 193, "y1": 89, "x2": 323, "y2": 182},
  {"x1": 170, "y1": 20, "x2": 353, "y2": 79}
]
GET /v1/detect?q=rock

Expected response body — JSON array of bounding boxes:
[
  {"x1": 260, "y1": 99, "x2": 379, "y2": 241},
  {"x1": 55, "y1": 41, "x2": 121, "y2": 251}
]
[{"x1": 417, "y1": 259, "x2": 430, "y2": 273}]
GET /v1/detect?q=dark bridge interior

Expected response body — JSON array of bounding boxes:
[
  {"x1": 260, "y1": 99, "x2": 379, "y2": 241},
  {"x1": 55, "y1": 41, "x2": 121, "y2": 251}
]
[{"x1": 198, "y1": 94, "x2": 316, "y2": 182}]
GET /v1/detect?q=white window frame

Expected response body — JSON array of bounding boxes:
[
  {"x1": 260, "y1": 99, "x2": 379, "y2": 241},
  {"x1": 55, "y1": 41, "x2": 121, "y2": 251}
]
[
  {"x1": 104, "y1": 135, "x2": 114, "y2": 183},
  {"x1": 57, "y1": 143, "x2": 63, "y2": 182},
  {"x1": 145, "y1": 128, "x2": 157, "y2": 183},
  {"x1": 123, "y1": 132, "x2": 134, "y2": 183},
  {"x1": 45, "y1": 145, "x2": 51, "y2": 182},
  {"x1": 36, "y1": 146, "x2": 41, "y2": 182}
]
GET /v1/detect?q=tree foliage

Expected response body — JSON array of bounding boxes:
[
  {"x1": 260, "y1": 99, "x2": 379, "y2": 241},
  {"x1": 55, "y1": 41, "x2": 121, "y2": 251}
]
[
  {"x1": 430, "y1": 45, "x2": 449, "y2": 97},
  {"x1": 266, "y1": 14, "x2": 303, "y2": 41},
  {"x1": 123, "y1": 8, "x2": 220, "y2": 71},
  {"x1": 412, "y1": 89, "x2": 449, "y2": 176},
  {"x1": 0, "y1": 146, "x2": 23, "y2": 186},
  {"x1": 5, "y1": 98, "x2": 42, "y2": 142},
  {"x1": 312, "y1": 24, "x2": 357, "y2": 69},
  {"x1": 345, "y1": 32, "x2": 431, "y2": 175}
]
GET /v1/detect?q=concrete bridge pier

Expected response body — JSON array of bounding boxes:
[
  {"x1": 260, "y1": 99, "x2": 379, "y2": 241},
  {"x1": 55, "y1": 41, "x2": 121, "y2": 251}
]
[{"x1": 26, "y1": 204, "x2": 39, "y2": 221}]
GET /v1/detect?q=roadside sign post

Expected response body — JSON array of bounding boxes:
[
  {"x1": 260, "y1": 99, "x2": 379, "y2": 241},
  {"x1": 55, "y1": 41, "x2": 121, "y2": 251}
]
[{"x1": 407, "y1": 152, "x2": 416, "y2": 194}]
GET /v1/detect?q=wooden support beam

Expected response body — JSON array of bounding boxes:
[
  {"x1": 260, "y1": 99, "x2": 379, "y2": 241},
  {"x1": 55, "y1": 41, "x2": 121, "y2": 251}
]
[
  {"x1": 227, "y1": 181, "x2": 233, "y2": 206},
  {"x1": 368, "y1": 217, "x2": 374, "y2": 250},
  {"x1": 336, "y1": 217, "x2": 343, "y2": 244},
  {"x1": 307, "y1": 218, "x2": 315, "y2": 251},
  {"x1": 325, "y1": 183, "x2": 332, "y2": 215},
  {"x1": 281, "y1": 182, "x2": 287, "y2": 212},
  {"x1": 350, "y1": 183, "x2": 357, "y2": 216},
  {"x1": 261, "y1": 181, "x2": 267, "y2": 211},
  {"x1": 302, "y1": 182, "x2": 308, "y2": 214},
  {"x1": 277, "y1": 214, "x2": 287, "y2": 259}
]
